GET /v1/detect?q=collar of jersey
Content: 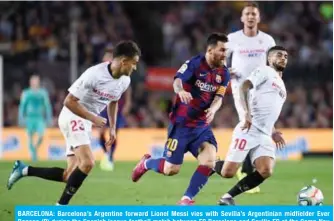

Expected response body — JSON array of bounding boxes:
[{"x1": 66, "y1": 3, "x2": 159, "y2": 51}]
[{"x1": 107, "y1": 63, "x2": 113, "y2": 78}]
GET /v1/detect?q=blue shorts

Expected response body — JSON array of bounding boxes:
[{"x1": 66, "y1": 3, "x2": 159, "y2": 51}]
[
  {"x1": 163, "y1": 123, "x2": 217, "y2": 165},
  {"x1": 100, "y1": 109, "x2": 126, "y2": 129}
]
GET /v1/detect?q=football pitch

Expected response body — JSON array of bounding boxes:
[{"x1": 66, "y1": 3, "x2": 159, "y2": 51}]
[{"x1": 0, "y1": 157, "x2": 332, "y2": 219}]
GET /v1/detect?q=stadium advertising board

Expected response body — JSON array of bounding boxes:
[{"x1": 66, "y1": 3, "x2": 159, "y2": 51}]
[{"x1": 1, "y1": 128, "x2": 332, "y2": 161}]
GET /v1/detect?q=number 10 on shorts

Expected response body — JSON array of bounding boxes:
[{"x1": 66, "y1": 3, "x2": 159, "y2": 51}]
[
  {"x1": 166, "y1": 138, "x2": 178, "y2": 151},
  {"x1": 234, "y1": 138, "x2": 247, "y2": 150}
]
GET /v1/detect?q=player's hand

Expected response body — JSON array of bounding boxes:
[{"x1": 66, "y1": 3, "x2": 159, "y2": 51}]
[
  {"x1": 241, "y1": 112, "x2": 252, "y2": 132},
  {"x1": 205, "y1": 108, "x2": 216, "y2": 124},
  {"x1": 178, "y1": 90, "x2": 193, "y2": 104},
  {"x1": 92, "y1": 116, "x2": 107, "y2": 127},
  {"x1": 105, "y1": 128, "x2": 116, "y2": 150},
  {"x1": 272, "y1": 131, "x2": 285, "y2": 149}
]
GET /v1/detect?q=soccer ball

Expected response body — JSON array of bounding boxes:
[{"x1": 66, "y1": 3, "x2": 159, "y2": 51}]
[{"x1": 297, "y1": 185, "x2": 324, "y2": 206}]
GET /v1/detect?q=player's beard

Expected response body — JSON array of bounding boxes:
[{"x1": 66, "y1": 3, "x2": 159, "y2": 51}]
[{"x1": 273, "y1": 62, "x2": 285, "y2": 72}]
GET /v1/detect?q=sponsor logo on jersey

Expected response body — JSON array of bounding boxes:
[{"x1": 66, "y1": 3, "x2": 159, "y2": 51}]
[
  {"x1": 93, "y1": 88, "x2": 116, "y2": 99},
  {"x1": 195, "y1": 79, "x2": 217, "y2": 92},
  {"x1": 239, "y1": 49, "x2": 266, "y2": 58},
  {"x1": 272, "y1": 82, "x2": 286, "y2": 99}
]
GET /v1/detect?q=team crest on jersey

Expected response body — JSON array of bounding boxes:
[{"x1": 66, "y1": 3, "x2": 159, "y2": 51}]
[{"x1": 216, "y1": 75, "x2": 222, "y2": 83}]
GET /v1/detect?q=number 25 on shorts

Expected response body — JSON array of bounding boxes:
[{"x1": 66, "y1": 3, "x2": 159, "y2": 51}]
[
  {"x1": 166, "y1": 138, "x2": 178, "y2": 151},
  {"x1": 234, "y1": 138, "x2": 247, "y2": 150}
]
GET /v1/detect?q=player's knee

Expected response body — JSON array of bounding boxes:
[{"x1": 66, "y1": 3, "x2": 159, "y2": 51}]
[
  {"x1": 63, "y1": 169, "x2": 72, "y2": 182},
  {"x1": 221, "y1": 167, "x2": 236, "y2": 178},
  {"x1": 200, "y1": 159, "x2": 215, "y2": 169},
  {"x1": 257, "y1": 167, "x2": 273, "y2": 179},
  {"x1": 79, "y1": 159, "x2": 95, "y2": 173},
  {"x1": 221, "y1": 171, "x2": 235, "y2": 178},
  {"x1": 163, "y1": 164, "x2": 180, "y2": 176}
]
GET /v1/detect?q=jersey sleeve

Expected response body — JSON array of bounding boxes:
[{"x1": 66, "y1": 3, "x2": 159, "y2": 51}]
[
  {"x1": 247, "y1": 67, "x2": 268, "y2": 88},
  {"x1": 68, "y1": 72, "x2": 96, "y2": 100},
  {"x1": 216, "y1": 68, "x2": 231, "y2": 97},
  {"x1": 122, "y1": 77, "x2": 131, "y2": 94},
  {"x1": 174, "y1": 59, "x2": 196, "y2": 82}
]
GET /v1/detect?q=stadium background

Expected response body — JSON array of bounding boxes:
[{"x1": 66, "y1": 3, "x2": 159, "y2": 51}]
[{"x1": 0, "y1": 1, "x2": 332, "y2": 210}]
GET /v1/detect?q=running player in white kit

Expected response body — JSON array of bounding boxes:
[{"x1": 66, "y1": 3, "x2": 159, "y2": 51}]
[
  {"x1": 212, "y1": 2, "x2": 276, "y2": 194},
  {"x1": 7, "y1": 40, "x2": 141, "y2": 205},
  {"x1": 217, "y1": 46, "x2": 288, "y2": 205}
]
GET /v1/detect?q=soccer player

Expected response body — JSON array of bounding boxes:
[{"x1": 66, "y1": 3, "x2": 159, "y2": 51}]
[
  {"x1": 132, "y1": 33, "x2": 230, "y2": 205},
  {"x1": 99, "y1": 47, "x2": 132, "y2": 171},
  {"x1": 7, "y1": 40, "x2": 141, "y2": 205},
  {"x1": 217, "y1": 46, "x2": 288, "y2": 205},
  {"x1": 18, "y1": 75, "x2": 53, "y2": 161},
  {"x1": 212, "y1": 2, "x2": 276, "y2": 194}
]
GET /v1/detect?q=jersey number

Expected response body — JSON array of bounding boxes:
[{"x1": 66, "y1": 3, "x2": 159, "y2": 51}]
[
  {"x1": 234, "y1": 138, "x2": 247, "y2": 150},
  {"x1": 166, "y1": 138, "x2": 178, "y2": 151},
  {"x1": 71, "y1": 120, "x2": 85, "y2": 132}
]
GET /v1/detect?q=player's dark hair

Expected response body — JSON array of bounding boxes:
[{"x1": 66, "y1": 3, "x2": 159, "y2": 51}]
[
  {"x1": 206, "y1": 33, "x2": 228, "y2": 48},
  {"x1": 267, "y1": 46, "x2": 288, "y2": 57},
  {"x1": 243, "y1": 1, "x2": 259, "y2": 10},
  {"x1": 113, "y1": 40, "x2": 141, "y2": 58}
]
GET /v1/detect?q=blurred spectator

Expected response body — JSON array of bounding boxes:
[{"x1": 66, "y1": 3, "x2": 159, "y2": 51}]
[{"x1": 1, "y1": 1, "x2": 332, "y2": 129}]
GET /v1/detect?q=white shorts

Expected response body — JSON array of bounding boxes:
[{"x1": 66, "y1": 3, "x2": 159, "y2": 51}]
[
  {"x1": 225, "y1": 122, "x2": 276, "y2": 165},
  {"x1": 58, "y1": 107, "x2": 93, "y2": 156}
]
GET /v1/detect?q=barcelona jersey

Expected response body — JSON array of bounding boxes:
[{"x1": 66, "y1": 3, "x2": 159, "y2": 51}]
[{"x1": 169, "y1": 54, "x2": 230, "y2": 128}]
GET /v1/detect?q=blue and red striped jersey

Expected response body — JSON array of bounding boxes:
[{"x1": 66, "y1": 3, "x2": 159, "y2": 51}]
[{"x1": 169, "y1": 54, "x2": 230, "y2": 127}]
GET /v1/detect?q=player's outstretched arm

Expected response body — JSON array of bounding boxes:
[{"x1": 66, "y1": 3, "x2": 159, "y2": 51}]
[
  {"x1": 205, "y1": 96, "x2": 223, "y2": 124},
  {"x1": 239, "y1": 80, "x2": 253, "y2": 113},
  {"x1": 107, "y1": 101, "x2": 118, "y2": 131},
  {"x1": 173, "y1": 78, "x2": 193, "y2": 104},
  {"x1": 105, "y1": 101, "x2": 118, "y2": 148},
  {"x1": 239, "y1": 80, "x2": 253, "y2": 131},
  {"x1": 63, "y1": 93, "x2": 106, "y2": 127}
]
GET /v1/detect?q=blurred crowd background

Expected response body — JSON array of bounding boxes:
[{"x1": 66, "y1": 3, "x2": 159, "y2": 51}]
[{"x1": 1, "y1": 1, "x2": 333, "y2": 128}]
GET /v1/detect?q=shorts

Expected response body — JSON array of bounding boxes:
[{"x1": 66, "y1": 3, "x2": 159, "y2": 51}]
[
  {"x1": 25, "y1": 118, "x2": 46, "y2": 136},
  {"x1": 225, "y1": 122, "x2": 276, "y2": 165},
  {"x1": 163, "y1": 123, "x2": 217, "y2": 165},
  {"x1": 58, "y1": 107, "x2": 93, "y2": 156},
  {"x1": 99, "y1": 108, "x2": 126, "y2": 129}
]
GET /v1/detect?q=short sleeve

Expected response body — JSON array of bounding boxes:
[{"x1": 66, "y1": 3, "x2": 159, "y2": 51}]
[
  {"x1": 216, "y1": 67, "x2": 231, "y2": 97},
  {"x1": 122, "y1": 76, "x2": 131, "y2": 93},
  {"x1": 174, "y1": 59, "x2": 196, "y2": 82},
  {"x1": 247, "y1": 67, "x2": 268, "y2": 88},
  {"x1": 68, "y1": 72, "x2": 95, "y2": 100}
]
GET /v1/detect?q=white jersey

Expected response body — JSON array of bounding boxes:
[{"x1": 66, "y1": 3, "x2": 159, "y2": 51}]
[
  {"x1": 227, "y1": 30, "x2": 276, "y2": 93},
  {"x1": 247, "y1": 65, "x2": 286, "y2": 136},
  {"x1": 65, "y1": 62, "x2": 130, "y2": 115}
]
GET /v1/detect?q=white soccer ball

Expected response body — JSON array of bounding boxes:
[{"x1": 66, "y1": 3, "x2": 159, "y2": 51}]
[{"x1": 297, "y1": 185, "x2": 324, "y2": 206}]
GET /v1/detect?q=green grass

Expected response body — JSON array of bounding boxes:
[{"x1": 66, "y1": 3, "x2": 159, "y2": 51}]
[{"x1": 0, "y1": 158, "x2": 332, "y2": 220}]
